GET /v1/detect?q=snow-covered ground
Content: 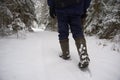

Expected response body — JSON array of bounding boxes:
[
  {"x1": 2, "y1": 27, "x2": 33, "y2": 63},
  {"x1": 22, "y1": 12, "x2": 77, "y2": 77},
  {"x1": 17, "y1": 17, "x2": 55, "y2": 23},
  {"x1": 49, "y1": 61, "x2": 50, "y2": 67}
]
[{"x1": 0, "y1": 31, "x2": 120, "y2": 80}]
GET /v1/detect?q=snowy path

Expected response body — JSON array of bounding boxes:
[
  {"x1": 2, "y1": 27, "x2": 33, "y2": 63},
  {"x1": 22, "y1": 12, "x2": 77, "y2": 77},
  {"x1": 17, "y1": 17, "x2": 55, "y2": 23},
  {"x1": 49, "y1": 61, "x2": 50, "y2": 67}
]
[{"x1": 0, "y1": 31, "x2": 120, "y2": 80}]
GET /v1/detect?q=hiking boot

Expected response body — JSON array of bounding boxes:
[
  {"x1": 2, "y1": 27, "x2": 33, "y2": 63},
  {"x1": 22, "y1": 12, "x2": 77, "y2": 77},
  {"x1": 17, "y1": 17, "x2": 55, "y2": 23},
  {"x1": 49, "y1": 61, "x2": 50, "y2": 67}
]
[
  {"x1": 59, "y1": 39, "x2": 70, "y2": 60},
  {"x1": 75, "y1": 37, "x2": 90, "y2": 68}
]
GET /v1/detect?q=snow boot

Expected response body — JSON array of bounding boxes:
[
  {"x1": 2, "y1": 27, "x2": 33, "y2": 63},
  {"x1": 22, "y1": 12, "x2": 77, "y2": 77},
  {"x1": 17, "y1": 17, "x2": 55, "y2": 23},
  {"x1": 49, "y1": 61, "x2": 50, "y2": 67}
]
[
  {"x1": 75, "y1": 37, "x2": 90, "y2": 68},
  {"x1": 59, "y1": 39, "x2": 70, "y2": 60}
]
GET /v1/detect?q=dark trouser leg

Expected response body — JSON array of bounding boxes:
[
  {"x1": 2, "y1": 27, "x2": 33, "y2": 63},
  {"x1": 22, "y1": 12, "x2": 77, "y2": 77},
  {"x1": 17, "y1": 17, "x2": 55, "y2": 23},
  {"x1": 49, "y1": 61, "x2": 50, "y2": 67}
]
[
  {"x1": 57, "y1": 14, "x2": 70, "y2": 60},
  {"x1": 69, "y1": 15, "x2": 84, "y2": 39},
  {"x1": 57, "y1": 14, "x2": 69, "y2": 40},
  {"x1": 69, "y1": 15, "x2": 90, "y2": 68}
]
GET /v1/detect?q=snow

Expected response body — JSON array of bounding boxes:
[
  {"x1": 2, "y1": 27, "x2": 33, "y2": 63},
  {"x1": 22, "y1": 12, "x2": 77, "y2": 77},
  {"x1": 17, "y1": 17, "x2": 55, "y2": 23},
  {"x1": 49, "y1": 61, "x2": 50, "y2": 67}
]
[
  {"x1": 31, "y1": 24, "x2": 46, "y2": 32},
  {"x1": 0, "y1": 31, "x2": 120, "y2": 80}
]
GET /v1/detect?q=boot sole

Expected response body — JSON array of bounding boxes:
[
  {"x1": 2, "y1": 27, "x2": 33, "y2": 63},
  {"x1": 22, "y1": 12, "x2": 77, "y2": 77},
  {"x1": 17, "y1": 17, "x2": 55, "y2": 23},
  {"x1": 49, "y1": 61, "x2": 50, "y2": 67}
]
[
  {"x1": 59, "y1": 55, "x2": 71, "y2": 60},
  {"x1": 78, "y1": 62, "x2": 89, "y2": 69}
]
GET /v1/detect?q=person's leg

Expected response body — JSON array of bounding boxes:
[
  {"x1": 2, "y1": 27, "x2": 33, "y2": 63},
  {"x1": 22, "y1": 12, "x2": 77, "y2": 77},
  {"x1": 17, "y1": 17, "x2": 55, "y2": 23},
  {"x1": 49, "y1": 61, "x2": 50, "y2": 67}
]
[
  {"x1": 57, "y1": 14, "x2": 69, "y2": 40},
  {"x1": 69, "y1": 15, "x2": 90, "y2": 68},
  {"x1": 57, "y1": 14, "x2": 70, "y2": 60},
  {"x1": 69, "y1": 15, "x2": 84, "y2": 39}
]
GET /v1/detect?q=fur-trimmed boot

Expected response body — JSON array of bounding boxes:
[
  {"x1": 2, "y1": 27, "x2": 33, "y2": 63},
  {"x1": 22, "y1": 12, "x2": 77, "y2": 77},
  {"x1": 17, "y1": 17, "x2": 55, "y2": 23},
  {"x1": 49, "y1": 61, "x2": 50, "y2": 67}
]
[
  {"x1": 75, "y1": 37, "x2": 90, "y2": 68},
  {"x1": 59, "y1": 39, "x2": 70, "y2": 60}
]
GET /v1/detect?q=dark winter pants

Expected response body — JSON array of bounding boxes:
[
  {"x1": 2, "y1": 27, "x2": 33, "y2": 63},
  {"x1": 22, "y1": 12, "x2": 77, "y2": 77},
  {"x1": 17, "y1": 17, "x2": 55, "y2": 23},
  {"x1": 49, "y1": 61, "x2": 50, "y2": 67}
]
[{"x1": 57, "y1": 13, "x2": 84, "y2": 40}]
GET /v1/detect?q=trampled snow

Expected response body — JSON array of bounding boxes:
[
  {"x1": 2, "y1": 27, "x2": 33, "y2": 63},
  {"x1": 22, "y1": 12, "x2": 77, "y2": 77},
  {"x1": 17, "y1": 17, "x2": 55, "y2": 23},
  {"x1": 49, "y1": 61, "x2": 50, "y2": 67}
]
[{"x1": 0, "y1": 31, "x2": 120, "y2": 80}]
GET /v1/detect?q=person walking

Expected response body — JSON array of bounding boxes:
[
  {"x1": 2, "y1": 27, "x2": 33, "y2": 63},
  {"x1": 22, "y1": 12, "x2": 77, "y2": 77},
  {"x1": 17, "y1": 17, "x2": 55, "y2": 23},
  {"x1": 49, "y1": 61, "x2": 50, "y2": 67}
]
[{"x1": 47, "y1": 0, "x2": 91, "y2": 68}]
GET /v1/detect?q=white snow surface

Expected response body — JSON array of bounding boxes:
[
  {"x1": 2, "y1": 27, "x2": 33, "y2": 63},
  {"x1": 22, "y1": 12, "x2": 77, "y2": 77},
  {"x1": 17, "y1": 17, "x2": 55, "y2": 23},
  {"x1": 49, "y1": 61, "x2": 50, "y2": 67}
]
[{"x1": 0, "y1": 31, "x2": 120, "y2": 80}]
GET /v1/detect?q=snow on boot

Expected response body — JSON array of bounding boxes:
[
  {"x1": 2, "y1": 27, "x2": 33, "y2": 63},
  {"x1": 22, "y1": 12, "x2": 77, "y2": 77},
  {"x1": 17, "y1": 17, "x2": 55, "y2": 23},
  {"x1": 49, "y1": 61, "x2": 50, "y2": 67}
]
[
  {"x1": 75, "y1": 37, "x2": 90, "y2": 68},
  {"x1": 59, "y1": 39, "x2": 70, "y2": 60}
]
